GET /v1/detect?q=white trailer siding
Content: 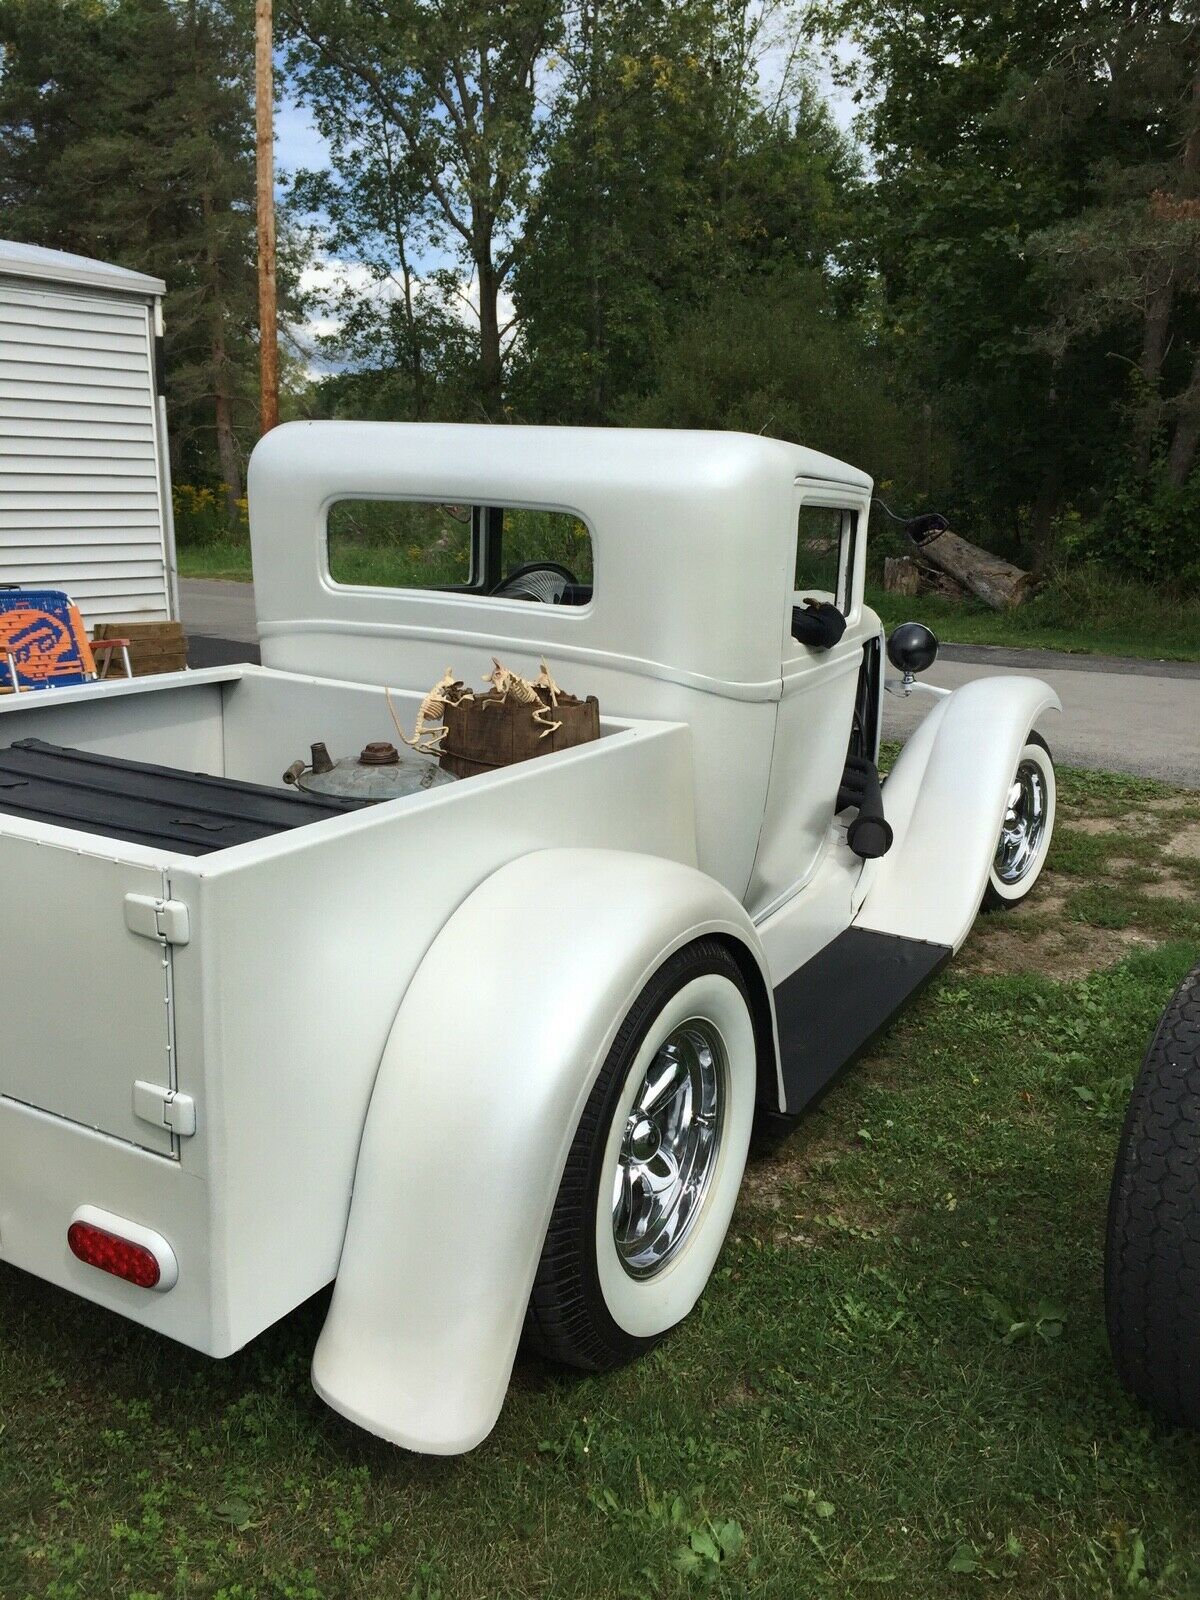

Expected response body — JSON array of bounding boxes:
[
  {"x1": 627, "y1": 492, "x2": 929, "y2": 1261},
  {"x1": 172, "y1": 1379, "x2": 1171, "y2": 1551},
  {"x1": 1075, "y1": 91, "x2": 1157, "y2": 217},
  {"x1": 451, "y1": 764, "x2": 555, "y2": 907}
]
[{"x1": 0, "y1": 242, "x2": 177, "y2": 629}]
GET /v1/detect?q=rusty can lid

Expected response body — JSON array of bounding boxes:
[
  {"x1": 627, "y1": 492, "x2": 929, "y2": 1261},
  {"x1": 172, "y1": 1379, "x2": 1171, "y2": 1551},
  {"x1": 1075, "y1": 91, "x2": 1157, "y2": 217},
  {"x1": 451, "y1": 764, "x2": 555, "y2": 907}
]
[{"x1": 359, "y1": 741, "x2": 401, "y2": 766}]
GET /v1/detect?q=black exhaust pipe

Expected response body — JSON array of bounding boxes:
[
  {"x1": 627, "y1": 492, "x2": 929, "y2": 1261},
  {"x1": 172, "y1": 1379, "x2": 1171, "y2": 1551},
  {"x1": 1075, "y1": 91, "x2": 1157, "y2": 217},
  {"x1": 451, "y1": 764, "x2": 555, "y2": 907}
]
[{"x1": 837, "y1": 755, "x2": 894, "y2": 860}]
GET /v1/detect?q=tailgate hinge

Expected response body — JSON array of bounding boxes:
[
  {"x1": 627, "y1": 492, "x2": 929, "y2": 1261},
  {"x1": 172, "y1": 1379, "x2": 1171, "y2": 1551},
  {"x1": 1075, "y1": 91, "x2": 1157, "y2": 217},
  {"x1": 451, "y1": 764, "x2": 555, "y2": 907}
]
[
  {"x1": 133, "y1": 1080, "x2": 197, "y2": 1138},
  {"x1": 124, "y1": 893, "x2": 191, "y2": 946}
]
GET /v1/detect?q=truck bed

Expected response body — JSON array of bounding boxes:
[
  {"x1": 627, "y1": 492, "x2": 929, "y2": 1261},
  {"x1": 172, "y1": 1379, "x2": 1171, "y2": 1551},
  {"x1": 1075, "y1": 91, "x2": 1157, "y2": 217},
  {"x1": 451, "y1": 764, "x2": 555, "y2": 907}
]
[
  {"x1": 0, "y1": 737, "x2": 355, "y2": 854},
  {"x1": 0, "y1": 666, "x2": 697, "y2": 1355}
]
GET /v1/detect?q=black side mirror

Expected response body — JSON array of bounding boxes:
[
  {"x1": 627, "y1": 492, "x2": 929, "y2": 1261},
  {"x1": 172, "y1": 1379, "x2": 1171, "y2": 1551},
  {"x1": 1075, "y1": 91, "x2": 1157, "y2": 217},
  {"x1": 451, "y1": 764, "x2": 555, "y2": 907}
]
[{"x1": 887, "y1": 621, "x2": 938, "y2": 675}]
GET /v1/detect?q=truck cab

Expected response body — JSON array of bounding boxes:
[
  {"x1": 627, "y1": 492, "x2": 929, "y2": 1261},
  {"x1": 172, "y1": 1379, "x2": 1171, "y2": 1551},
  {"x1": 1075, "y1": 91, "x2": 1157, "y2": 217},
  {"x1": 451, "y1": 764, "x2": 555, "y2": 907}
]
[{"x1": 250, "y1": 423, "x2": 880, "y2": 915}]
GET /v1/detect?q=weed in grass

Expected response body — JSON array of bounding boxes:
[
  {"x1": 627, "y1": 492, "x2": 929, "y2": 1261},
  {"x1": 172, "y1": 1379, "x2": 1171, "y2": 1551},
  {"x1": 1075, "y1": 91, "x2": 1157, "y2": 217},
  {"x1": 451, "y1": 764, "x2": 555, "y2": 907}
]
[
  {"x1": 1069, "y1": 884, "x2": 1200, "y2": 940},
  {"x1": 1055, "y1": 765, "x2": 1183, "y2": 813}
]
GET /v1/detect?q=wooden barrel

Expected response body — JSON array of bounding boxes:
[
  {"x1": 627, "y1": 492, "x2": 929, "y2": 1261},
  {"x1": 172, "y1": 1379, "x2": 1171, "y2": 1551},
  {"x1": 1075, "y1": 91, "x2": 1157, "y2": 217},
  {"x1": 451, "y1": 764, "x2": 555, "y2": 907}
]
[{"x1": 439, "y1": 693, "x2": 600, "y2": 779}]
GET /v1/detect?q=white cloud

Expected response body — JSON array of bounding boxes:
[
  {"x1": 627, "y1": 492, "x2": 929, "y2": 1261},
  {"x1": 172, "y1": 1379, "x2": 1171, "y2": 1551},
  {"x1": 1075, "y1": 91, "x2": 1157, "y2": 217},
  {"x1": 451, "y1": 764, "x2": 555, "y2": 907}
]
[
  {"x1": 446, "y1": 271, "x2": 517, "y2": 339},
  {"x1": 292, "y1": 251, "x2": 517, "y2": 378},
  {"x1": 299, "y1": 255, "x2": 401, "y2": 302}
]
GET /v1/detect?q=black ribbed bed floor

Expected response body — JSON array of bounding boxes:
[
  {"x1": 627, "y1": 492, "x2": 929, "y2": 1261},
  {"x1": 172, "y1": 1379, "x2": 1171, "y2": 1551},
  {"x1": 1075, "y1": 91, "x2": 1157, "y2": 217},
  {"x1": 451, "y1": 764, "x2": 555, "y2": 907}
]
[{"x1": 0, "y1": 738, "x2": 357, "y2": 855}]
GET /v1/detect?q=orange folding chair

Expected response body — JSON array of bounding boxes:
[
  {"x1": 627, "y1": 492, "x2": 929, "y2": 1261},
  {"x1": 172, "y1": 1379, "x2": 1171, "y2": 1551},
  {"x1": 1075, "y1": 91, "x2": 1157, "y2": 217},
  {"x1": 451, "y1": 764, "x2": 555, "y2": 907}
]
[{"x1": 0, "y1": 587, "x2": 131, "y2": 694}]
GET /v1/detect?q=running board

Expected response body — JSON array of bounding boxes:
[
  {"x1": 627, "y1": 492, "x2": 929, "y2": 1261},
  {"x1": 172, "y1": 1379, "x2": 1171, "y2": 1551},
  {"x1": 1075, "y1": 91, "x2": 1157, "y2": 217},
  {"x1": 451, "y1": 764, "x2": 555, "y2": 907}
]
[{"x1": 772, "y1": 928, "x2": 951, "y2": 1113}]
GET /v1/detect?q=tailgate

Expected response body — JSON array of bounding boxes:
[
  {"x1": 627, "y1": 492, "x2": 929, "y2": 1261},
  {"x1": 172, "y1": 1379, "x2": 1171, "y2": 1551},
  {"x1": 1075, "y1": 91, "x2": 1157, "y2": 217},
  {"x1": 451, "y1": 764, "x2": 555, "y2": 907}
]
[{"x1": 0, "y1": 834, "x2": 181, "y2": 1155}]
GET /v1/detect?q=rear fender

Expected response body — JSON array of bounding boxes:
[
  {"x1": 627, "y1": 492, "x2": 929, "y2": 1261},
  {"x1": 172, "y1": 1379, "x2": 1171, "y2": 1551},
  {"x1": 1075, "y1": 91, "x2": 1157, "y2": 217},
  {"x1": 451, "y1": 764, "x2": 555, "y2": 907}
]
[
  {"x1": 856, "y1": 675, "x2": 1061, "y2": 950},
  {"x1": 311, "y1": 847, "x2": 773, "y2": 1456}
]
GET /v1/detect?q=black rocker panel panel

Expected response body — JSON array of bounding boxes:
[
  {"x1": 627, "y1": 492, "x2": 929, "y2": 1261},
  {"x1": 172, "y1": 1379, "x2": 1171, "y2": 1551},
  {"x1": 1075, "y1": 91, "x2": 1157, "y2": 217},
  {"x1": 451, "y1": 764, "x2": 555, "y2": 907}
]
[{"x1": 772, "y1": 927, "x2": 952, "y2": 1112}]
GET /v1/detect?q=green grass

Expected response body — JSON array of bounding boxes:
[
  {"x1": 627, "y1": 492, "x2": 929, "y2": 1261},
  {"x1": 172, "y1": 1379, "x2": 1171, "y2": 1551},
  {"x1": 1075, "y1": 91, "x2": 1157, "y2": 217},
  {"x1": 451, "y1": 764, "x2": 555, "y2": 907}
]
[
  {"x1": 177, "y1": 542, "x2": 1197, "y2": 662},
  {"x1": 177, "y1": 539, "x2": 257, "y2": 582},
  {"x1": 3, "y1": 773, "x2": 1200, "y2": 1596},
  {"x1": 869, "y1": 569, "x2": 1199, "y2": 662},
  {"x1": 176, "y1": 503, "x2": 592, "y2": 594},
  {"x1": 175, "y1": 538, "x2": 439, "y2": 588}
]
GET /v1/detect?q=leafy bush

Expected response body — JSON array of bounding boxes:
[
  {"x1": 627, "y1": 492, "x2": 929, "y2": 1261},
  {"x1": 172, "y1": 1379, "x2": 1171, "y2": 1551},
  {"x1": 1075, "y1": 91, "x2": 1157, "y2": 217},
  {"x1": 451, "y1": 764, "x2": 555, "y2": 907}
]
[
  {"x1": 1031, "y1": 563, "x2": 1194, "y2": 635},
  {"x1": 1079, "y1": 469, "x2": 1200, "y2": 590},
  {"x1": 173, "y1": 485, "x2": 249, "y2": 548}
]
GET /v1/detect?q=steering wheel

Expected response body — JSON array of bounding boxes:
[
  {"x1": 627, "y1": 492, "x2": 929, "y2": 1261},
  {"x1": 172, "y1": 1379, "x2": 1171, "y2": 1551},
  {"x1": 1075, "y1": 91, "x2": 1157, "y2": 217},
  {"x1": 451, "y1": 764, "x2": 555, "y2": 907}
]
[{"x1": 490, "y1": 560, "x2": 580, "y2": 604}]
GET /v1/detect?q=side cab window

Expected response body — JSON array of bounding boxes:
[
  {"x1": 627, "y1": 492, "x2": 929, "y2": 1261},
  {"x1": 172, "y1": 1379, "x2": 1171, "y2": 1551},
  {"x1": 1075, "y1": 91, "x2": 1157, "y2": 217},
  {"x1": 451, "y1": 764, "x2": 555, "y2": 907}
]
[{"x1": 793, "y1": 504, "x2": 859, "y2": 617}]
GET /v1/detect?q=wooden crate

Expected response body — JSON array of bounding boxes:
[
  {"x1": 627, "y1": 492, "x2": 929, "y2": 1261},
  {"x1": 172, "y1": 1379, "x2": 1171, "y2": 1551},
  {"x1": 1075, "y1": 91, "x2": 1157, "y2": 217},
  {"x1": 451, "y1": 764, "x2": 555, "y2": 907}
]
[{"x1": 93, "y1": 620, "x2": 188, "y2": 677}]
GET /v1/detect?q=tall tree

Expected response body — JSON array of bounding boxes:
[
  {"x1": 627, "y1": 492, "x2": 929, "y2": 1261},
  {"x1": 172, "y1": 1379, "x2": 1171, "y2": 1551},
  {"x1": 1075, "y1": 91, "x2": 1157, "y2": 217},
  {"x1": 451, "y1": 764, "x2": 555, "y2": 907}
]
[
  {"x1": 511, "y1": 0, "x2": 857, "y2": 422},
  {"x1": 256, "y1": 0, "x2": 280, "y2": 434},
  {"x1": 1015, "y1": 7, "x2": 1200, "y2": 488},
  {"x1": 809, "y1": 0, "x2": 1199, "y2": 572},
  {"x1": 290, "y1": 108, "x2": 476, "y2": 419},
  {"x1": 807, "y1": 0, "x2": 1094, "y2": 561},
  {"x1": 0, "y1": 0, "x2": 294, "y2": 503},
  {"x1": 631, "y1": 268, "x2": 945, "y2": 504},
  {"x1": 284, "y1": 0, "x2": 563, "y2": 416},
  {"x1": 156, "y1": 0, "x2": 261, "y2": 504}
]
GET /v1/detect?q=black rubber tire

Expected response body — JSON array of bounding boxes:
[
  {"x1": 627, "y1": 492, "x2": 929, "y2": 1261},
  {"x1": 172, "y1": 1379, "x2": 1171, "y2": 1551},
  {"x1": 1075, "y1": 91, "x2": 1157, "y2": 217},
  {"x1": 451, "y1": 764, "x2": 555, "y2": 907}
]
[
  {"x1": 1105, "y1": 963, "x2": 1200, "y2": 1426},
  {"x1": 982, "y1": 730, "x2": 1055, "y2": 912},
  {"x1": 524, "y1": 939, "x2": 751, "y2": 1372}
]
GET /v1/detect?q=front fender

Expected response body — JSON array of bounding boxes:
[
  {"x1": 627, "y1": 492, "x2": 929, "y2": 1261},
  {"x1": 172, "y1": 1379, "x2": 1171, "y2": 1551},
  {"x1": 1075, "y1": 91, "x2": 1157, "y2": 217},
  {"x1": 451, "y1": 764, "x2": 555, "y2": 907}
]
[
  {"x1": 311, "y1": 847, "x2": 771, "y2": 1455},
  {"x1": 857, "y1": 675, "x2": 1061, "y2": 950}
]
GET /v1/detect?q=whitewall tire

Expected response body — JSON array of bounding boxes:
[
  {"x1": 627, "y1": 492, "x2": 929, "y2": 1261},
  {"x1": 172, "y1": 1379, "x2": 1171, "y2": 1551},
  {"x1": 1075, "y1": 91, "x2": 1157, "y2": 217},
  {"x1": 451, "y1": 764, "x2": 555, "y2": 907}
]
[
  {"x1": 983, "y1": 732, "x2": 1056, "y2": 910},
  {"x1": 525, "y1": 940, "x2": 757, "y2": 1370}
]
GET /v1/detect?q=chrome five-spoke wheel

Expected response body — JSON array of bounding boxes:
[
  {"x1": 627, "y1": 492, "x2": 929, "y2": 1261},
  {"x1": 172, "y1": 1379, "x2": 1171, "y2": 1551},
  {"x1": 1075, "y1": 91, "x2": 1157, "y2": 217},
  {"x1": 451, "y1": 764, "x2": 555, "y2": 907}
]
[
  {"x1": 985, "y1": 733, "x2": 1056, "y2": 909},
  {"x1": 994, "y1": 759, "x2": 1049, "y2": 886},
  {"x1": 612, "y1": 1021, "x2": 725, "y2": 1279},
  {"x1": 526, "y1": 941, "x2": 757, "y2": 1370}
]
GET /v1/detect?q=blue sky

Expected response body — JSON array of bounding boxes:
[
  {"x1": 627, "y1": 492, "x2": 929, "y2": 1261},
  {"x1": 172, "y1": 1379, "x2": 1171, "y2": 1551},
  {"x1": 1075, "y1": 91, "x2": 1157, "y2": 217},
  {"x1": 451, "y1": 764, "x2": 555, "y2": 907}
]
[{"x1": 275, "y1": 93, "x2": 329, "y2": 180}]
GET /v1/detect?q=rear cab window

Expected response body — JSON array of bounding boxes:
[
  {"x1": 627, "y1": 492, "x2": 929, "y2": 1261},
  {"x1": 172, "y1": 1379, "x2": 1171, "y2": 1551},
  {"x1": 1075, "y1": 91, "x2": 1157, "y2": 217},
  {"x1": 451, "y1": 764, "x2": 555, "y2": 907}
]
[{"x1": 326, "y1": 500, "x2": 593, "y2": 607}]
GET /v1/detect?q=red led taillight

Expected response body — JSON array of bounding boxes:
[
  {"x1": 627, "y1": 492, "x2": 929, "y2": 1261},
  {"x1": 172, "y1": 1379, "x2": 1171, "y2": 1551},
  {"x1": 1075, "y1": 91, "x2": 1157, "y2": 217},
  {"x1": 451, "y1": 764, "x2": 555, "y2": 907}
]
[{"x1": 68, "y1": 1220, "x2": 161, "y2": 1289}]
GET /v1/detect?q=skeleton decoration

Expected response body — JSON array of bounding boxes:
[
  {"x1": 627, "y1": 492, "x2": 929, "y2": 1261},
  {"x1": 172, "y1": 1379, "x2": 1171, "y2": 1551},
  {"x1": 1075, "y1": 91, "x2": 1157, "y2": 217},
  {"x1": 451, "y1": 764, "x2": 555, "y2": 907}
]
[
  {"x1": 534, "y1": 659, "x2": 564, "y2": 706},
  {"x1": 387, "y1": 668, "x2": 472, "y2": 754},
  {"x1": 480, "y1": 658, "x2": 563, "y2": 739},
  {"x1": 392, "y1": 659, "x2": 568, "y2": 754}
]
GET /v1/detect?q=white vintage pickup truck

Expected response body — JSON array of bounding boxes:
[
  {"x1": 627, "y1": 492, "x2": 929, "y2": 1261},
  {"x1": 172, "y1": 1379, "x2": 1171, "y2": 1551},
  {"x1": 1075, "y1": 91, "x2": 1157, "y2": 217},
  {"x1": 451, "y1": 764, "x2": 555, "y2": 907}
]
[{"x1": 0, "y1": 423, "x2": 1059, "y2": 1455}]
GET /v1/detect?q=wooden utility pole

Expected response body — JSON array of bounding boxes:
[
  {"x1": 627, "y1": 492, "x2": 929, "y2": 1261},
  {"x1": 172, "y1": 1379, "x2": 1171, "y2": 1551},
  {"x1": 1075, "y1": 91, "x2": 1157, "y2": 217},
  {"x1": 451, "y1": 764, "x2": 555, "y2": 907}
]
[{"x1": 255, "y1": 0, "x2": 279, "y2": 434}]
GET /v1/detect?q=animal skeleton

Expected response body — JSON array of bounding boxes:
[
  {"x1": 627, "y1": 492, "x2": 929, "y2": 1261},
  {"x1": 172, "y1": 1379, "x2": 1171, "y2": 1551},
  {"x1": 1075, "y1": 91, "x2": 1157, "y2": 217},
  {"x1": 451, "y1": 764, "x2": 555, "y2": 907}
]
[
  {"x1": 482, "y1": 658, "x2": 562, "y2": 738},
  {"x1": 534, "y1": 659, "x2": 564, "y2": 706},
  {"x1": 387, "y1": 668, "x2": 469, "y2": 754}
]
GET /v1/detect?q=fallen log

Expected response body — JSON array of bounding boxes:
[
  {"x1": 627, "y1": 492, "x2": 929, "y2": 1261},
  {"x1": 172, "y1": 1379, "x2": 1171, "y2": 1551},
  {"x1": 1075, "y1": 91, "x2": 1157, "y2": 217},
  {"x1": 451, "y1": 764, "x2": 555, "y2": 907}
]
[
  {"x1": 917, "y1": 561, "x2": 971, "y2": 600},
  {"x1": 905, "y1": 516, "x2": 1031, "y2": 610}
]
